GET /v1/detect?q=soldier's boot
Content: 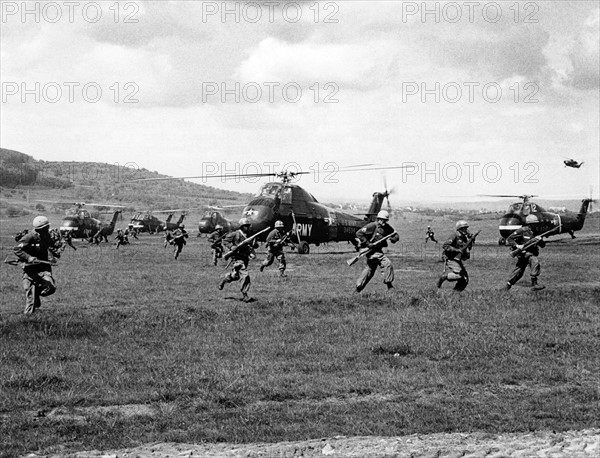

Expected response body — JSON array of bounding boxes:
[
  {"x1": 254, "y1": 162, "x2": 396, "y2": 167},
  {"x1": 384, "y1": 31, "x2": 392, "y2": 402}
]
[
  {"x1": 279, "y1": 270, "x2": 287, "y2": 278},
  {"x1": 531, "y1": 277, "x2": 545, "y2": 291},
  {"x1": 259, "y1": 264, "x2": 265, "y2": 273},
  {"x1": 503, "y1": 282, "x2": 512, "y2": 291},
  {"x1": 218, "y1": 279, "x2": 226, "y2": 290},
  {"x1": 386, "y1": 282, "x2": 394, "y2": 290},
  {"x1": 242, "y1": 292, "x2": 250, "y2": 302},
  {"x1": 437, "y1": 273, "x2": 447, "y2": 288}
]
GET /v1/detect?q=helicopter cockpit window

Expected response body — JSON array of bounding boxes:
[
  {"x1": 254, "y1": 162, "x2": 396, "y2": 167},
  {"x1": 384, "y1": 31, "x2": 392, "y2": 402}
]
[
  {"x1": 281, "y1": 187, "x2": 292, "y2": 204},
  {"x1": 79, "y1": 210, "x2": 91, "y2": 219},
  {"x1": 510, "y1": 203, "x2": 523, "y2": 213},
  {"x1": 259, "y1": 183, "x2": 282, "y2": 198}
]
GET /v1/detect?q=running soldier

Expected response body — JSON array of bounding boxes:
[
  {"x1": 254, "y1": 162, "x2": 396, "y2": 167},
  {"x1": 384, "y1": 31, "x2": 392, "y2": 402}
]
[
  {"x1": 115, "y1": 229, "x2": 128, "y2": 250},
  {"x1": 218, "y1": 218, "x2": 258, "y2": 302},
  {"x1": 425, "y1": 225, "x2": 438, "y2": 244},
  {"x1": 172, "y1": 224, "x2": 189, "y2": 260},
  {"x1": 164, "y1": 229, "x2": 174, "y2": 248},
  {"x1": 504, "y1": 216, "x2": 546, "y2": 291},
  {"x1": 208, "y1": 224, "x2": 225, "y2": 266},
  {"x1": 127, "y1": 227, "x2": 139, "y2": 240},
  {"x1": 260, "y1": 220, "x2": 289, "y2": 277},
  {"x1": 13, "y1": 216, "x2": 60, "y2": 315},
  {"x1": 355, "y1": 210, "x2": 400, "y2": 292},
  {"x1": 437, "y1": 220, "x2": 478, "y2": 291},
  {"x1": 62, "y1": 230, "x2": 77, "y2": 250}
]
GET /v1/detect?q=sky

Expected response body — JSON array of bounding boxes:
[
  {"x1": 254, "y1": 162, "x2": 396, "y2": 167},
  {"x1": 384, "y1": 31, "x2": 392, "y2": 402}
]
[{"x1": 1, "y1": 1, "x2": 599, "y2": 203}]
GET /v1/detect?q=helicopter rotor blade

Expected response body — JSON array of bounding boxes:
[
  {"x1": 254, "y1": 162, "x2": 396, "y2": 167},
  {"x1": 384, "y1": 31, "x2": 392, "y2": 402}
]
[{"x1": 129, "y1": 164, "x2": 417, "y2": 183}]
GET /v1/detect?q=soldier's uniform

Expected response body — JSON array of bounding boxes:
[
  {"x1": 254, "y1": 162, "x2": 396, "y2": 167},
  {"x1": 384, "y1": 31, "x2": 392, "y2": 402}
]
[
  {"x1": 164, "y1": 230, "x2": 173, "y2": 248},
  {"x1": 260, "y1": 222, "x2": 288, "y2": 277},
  {"x1": 355, "y1": 211, "x2": 399, "y2": 292},
  {"x1": 14, "y1": 229, "x2": 29, "y2": 242},
  {"x1": 219, "y1": 219, "x2": 257, "y2": 301},
  {"x1": 14, "y1": 216, "x2": 59, "y2": 314},
  {"x1": 128, "y1": 228, "x2": 139, "y2": 240},
  {"x1": 172, "y1": 225, "x2": 189, "y2": 260},
  {"x1": 63, "y1": 230, "x2": 77, "y2": 250},
  {"x1": 505, "y1": 224, "x2": 545, "y2": 290},
  {"x1": 425, "y1": 226, "x2": 438, "y2": 244},
  {"x1": 208, "y1": 226, "x2": 224, "y2": 266},
  {"x1": 437, "y1": 221, "x2": 472, "y2": 291},
  {"x1": 115, "y1": 230, "x2": 128, "y2": 249}
]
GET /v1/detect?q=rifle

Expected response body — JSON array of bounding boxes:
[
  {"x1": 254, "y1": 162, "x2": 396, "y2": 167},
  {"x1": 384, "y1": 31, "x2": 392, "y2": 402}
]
[
  {"x1": 346, "y1": 231, "x2": 398, "y2": 266},
  {"x1": 510, "y1": 225, "x2": 561, "y2": 258},
  {"x1": 209, "y1": 232, "x2": 228, "y2": 249},
  {"x1": 460, "y1": 230, "x2": 481, "y2": 256},
  {"x1": 269, "y1": 230, "x2": 293, "y2": 250},
  {"x1": 223, "y1": 227, "x2": 270, "y2": 261},
  {"x1": 4, "y1": 256, "x2": 58, "y2": 267}
]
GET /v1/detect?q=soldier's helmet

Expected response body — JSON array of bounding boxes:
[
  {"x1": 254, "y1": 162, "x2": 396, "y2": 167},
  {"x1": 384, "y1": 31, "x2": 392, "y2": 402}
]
[
  {"x1": 179, "y1": 224, "x2": 185, "y2": 228},
  {"x1": 456, "y1": 220, "x2": 469, "y2": 230},
  {"x1": 215, "y1": 224, "x2": 223, "y2": 230},
  {"x1": 33, "y1": 215, "x2": 50, "y2": 230},
  {"x1": 239, "y1": 218, "x2": 251, "y2": 227},
  {"x1": 525, "y1": 215, "x2": 539, "y2": 225},
  {"x1": 275, "y1": 220, "x2": 284, "y2": 228},
  {"x1": 376, "y1": 210, "x2": 390, "y2": 220},
  {"x1": 428, "y1": 226, "x2": 431, "y2": 229}
]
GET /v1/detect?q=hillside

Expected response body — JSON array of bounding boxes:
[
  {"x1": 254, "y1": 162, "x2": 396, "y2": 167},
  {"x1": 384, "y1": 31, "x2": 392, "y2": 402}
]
[{"x1": 0, "y1": 148, "x2": 253, "y2": 216}]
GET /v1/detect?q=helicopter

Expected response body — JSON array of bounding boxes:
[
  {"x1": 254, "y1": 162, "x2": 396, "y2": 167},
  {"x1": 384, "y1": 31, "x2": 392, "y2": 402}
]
[
  {"x1": 37, "y1": 201, "x2": 123, "y2": 239},
  {"x1": 198, "y1": 209, "x2": 236, "y2": 235},
  {"x1": 128, "y1": 211, "x2": 187, "y2": 233},
  {"x1": 486, "y1": 195, "x2": 593, "y2": 245},
  {"x1": 197, "y1": 205, "x2": 248, "y2": 235},
  {"x1": 563, "y1": 158, "x2": 584, "y2": 168},
  {"x1": 239, "y1": 176, "x2": 392, "y2": 253}
]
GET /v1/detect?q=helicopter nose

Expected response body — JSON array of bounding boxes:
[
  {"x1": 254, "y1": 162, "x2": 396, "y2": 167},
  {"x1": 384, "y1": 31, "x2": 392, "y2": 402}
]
[
  {"x1": 243, "y1": 205, "x2": 274, "y2": 232},
  {"x1": 499, "y1": 216, "x2": 522, "y2": 238}
]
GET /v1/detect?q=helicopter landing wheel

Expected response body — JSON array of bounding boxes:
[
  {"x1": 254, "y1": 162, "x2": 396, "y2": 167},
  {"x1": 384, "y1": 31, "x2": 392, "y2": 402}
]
[
  {"x1": 498, "y1": 237, "x2": 506, "y2": 246},
  {"x1": 298, "y1": 241, "x2": 310, "y2": 255}
]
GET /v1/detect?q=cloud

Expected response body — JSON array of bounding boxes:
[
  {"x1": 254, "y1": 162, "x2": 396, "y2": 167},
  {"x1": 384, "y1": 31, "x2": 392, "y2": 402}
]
[
  {"x1": 565, "y1": 8, "x2": 600, "y2": 90},
  {"x1": 236, "y1": 37, "x2": 398, "y2": 90},
  {"x1": 427, "y1": 25, "x2": 550, "y2": 81}
]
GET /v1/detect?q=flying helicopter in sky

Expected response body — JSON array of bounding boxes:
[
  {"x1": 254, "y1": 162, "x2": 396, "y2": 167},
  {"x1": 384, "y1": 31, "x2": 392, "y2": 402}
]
[
  {"x1": 128, "y1": 211, "x2": 187, "y2": 233},
  {"x1": 133, "y1": 166, "x2": 407, "y2": 254},
  {"x1": 484, "y1": 194, "x2": 593, "y2": 245},
  {"x1": 563, "y1": 158, "x2": 584, "y2": 168},
  {"x1": 38, "y1": 201, "x2": 124, "y2": 239}
]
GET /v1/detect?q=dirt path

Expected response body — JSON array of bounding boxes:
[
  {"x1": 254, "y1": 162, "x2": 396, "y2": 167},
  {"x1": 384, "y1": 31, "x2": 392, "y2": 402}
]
[{"x1": 40, "y1": 429, "x2": 599, "y2": 457}]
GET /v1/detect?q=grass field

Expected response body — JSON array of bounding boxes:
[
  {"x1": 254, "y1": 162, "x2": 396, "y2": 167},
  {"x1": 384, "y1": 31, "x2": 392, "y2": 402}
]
[{"x1": 1, "y1": 213, "x2": 599, "y2": 457}]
